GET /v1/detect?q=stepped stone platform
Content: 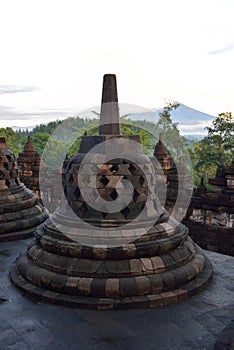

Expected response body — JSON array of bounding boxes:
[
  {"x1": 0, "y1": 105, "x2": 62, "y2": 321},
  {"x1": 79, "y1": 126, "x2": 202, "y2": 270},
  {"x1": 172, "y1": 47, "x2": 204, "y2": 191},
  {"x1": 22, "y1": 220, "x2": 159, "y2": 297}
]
[
  {"x1": 1, "y1": 239, "x2": 233, "y2": 350},
  {"x1": 0, "y1": 138, "x2": 48, "y2": 242},
  {"x1": 11, "y1": 74, "x2": 212, "y2": 308},
  {"x1": 184, "y1": 160, "x2": 234, "y2": 257}
]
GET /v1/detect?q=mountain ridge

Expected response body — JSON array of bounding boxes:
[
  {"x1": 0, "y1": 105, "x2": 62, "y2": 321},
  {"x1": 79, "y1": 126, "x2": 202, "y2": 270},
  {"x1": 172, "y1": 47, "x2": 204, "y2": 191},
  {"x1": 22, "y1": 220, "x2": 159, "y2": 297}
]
[
  {"x1": 129, "y1": 102, "x2": 215, "y2": 135},
  {"x1": 10, "y1": 103, "x2": 215, "y2": 136}
]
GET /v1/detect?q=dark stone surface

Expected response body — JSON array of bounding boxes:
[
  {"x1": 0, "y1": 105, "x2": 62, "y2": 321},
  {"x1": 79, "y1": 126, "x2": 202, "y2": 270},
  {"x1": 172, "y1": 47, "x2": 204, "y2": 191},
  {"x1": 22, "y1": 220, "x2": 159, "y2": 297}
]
[
  {"x1": 185, "y1": 220, "x2": 234, "y2": 257},
  {"x1": 214, "y1": 320, "x2": 234, "y2": 350},
  {"x1": 0, "y1": 239, "x2": 233, "y2": 349},
  {"x1": 100, "y1": 74, "x2": 120, "y2": 135}
]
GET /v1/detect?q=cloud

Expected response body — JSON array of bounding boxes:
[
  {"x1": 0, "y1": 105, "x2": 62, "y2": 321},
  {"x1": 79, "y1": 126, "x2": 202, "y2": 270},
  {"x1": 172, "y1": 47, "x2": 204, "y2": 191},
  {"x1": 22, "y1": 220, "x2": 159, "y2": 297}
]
[
  {"x1": 178, "y1": 122, "x2": 212, "y2": 135},
  {"x1": 0, "y1": 105, "x2": 80, "y2": 130},
  {"x1": 0, "y1": 106, "x2": 78, "y2": 120},
  {"x1": 208, "y1": 43, "x2": 234, "y2": 55},
  {"x1": 0, "y1": 85, "x2": 40, "y2": 95},
  {"x1": 179, "y1": 121, "x2": 212, "y2": 131}
]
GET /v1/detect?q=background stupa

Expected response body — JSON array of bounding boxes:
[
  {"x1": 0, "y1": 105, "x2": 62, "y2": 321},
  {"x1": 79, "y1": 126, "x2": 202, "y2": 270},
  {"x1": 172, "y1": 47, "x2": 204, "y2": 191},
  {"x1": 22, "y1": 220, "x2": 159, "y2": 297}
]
[
  {"x1": 0, "y1": 137, "x2": 48, "y2": 241},
  {"x1": 17, "y1": 136, "x2": 41, "y2": 198},
  {"x1": 184, "y1": 160, "x2": 234, "y2": 256}
]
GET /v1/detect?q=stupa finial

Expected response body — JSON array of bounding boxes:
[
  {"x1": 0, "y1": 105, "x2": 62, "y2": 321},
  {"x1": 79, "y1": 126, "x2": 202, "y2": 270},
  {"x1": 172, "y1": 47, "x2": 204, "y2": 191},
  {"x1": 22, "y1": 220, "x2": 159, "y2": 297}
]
[
  {"x1": 23, "y1": 135, "x2": 34, "y2": 153},
  {"x1": 99, "y1": 74, "x2": 121, "y2": 135}
]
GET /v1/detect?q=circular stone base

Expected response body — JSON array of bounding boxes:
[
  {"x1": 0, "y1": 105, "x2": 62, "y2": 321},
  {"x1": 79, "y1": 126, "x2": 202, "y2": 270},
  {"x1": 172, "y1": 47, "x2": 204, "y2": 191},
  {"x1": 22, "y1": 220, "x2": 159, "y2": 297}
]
[
  {"x1": 0, "y1": 212, "x2": 48, "y2": 242},
  {"x1": 10, "y1": 256, "x2": 213, "y2": 309},
  {"x1": 0, "y1": 229, "x2": 34, "y2": 242}
]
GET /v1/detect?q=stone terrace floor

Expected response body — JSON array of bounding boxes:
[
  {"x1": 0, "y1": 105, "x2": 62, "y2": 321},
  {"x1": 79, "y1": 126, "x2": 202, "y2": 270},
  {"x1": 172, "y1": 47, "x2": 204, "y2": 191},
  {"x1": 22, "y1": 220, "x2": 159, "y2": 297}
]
[{"x1": 0, "y1": 239, "x2": 233, "y2": 350}]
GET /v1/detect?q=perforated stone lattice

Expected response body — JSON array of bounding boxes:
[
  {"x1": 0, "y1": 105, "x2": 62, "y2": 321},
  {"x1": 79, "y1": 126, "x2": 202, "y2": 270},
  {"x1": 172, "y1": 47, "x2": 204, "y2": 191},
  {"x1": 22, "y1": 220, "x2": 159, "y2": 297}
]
[
  {"x1": 0, "y1": 138, "x2": 48, "y2": 242},
  {"x1": 64, "y1": 158, "x2": 154, "y2": 222},
  {"x1": 0, "y1": 151, "x2": 20, "y2": 189}
]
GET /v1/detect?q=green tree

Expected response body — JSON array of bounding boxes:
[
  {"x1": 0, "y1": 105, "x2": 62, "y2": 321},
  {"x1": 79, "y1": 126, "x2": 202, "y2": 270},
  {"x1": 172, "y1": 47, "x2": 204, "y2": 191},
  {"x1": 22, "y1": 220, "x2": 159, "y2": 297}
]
[
  {"x1": 32, "y1": 133, "x2": 50, "y2": 155},
  {"x1": 0, "y1": 127, "x2": 22, "y2": 156},
  {"x1": 190, "y1": 112, "x2": 234, "y2": 186},
  {"x1": 157, "y1": 101, "x2": 180, "y2": 133},
  {"x1": 155, "y1": 101, "x2": 189, "y2": 161},
  {"x1": 42, "y1": 138, "x2": 68, "y2": 169},
  {"x1": 205, "y1": 112, "x2": 234, "y2": 165}
]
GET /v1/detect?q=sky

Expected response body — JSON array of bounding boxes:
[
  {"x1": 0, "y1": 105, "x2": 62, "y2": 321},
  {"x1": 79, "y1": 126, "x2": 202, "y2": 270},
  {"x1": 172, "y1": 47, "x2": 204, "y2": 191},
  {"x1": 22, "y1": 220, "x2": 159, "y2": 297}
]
[{"x1": 0, "y1": 0, "x2": 234, "y2": 128}]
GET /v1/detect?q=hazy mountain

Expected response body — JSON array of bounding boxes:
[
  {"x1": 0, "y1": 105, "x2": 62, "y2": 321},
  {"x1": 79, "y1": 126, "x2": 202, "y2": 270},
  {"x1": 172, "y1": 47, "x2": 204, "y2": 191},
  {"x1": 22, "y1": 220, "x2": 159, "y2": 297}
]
[
  {"x1": 10, "y1": 103, "x2": 215, "y2": 137},
  {"x1": 156, "y1": 103, "x2": 214, "y2": 123},
  {"x1": 128, "y1": 103, "x2": 215, "y2": 136}
]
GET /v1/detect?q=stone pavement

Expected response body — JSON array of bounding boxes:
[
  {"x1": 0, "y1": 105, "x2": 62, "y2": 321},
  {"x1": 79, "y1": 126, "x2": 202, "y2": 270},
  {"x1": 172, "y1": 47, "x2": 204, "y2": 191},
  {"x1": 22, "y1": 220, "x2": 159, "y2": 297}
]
[{"x1": 0, "y1": 239, "x2": 233, "y2": 350}]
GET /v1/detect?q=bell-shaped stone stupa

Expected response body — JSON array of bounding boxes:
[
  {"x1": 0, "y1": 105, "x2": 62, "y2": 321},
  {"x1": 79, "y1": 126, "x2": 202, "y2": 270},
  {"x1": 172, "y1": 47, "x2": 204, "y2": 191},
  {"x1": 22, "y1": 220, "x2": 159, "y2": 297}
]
[
  {"x1": 0, "y1": 138, "x2": 48, "y2": 241},
  {"x1": 11, "y1": 75, "x2": 212, "y2": 308},
  {"x1": 17, "y1": 136, "x2": 41, "y2": 197},
  {"x1": 152, "y1": 136, "x2": 192, "y2": 218}
]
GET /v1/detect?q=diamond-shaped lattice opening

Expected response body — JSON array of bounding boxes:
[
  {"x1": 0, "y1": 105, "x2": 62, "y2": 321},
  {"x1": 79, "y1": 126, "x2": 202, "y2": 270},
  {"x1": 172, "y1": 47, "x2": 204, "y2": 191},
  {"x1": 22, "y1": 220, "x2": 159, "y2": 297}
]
[
  {"x1": 101, "y1": 175, "x2": 109, "y2": 186},
  {"x1": 121, "y1": 206, "x2": 130, "y2": 218},
  {"x1": 5, "y1": 179, "x2": 10, "y2": 188},
  {"x1": 79, "y1": 203, "x2": 88, "y2": 215},
  {"x1": 129, "y1": 164, "x2": 136, "y2": 173},
  {"x1": 110, "y1": 188, "x2": 118, "y2": 200},
  {"x1": 3, "y1": 163, "x2": 9, "y2": 170},
  {"x1": 139, "y1": 175, "x2": 145, "y2": 186},
  {"x1": 110, "y1": 164, "x2": 119, "y2": 173},
  {"x1": 68, "y1": 174, "x2": 74, "y2": 185},
  {"x1": 133, "y1": 189, "x2": 139, "y2": 202},
  {"x1": 74, "y1": 187, "x2": 81, "y2": 198}
]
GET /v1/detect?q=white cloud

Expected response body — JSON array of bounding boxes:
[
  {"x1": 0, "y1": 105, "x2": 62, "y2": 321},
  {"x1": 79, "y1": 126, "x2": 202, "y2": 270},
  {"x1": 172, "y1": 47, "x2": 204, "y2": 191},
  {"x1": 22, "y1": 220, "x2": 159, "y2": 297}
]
[
  {"x1": 0, "y1": 0, "x2": 233, "y2": 125},
  {"x1": 0, "y1": 85, "x2": 39, "y2": 95},
  {"x1": 208, "y1": 43, "x2": 234, "y2": 55}
]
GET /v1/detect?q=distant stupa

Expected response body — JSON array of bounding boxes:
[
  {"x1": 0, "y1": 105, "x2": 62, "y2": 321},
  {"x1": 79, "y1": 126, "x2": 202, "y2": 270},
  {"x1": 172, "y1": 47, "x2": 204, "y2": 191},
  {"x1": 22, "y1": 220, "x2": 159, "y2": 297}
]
[
  {"x1": 0, "y1": 138, "x2": 48, "y2": 241},
  {"x1": 152, "y1": 135, "x2": 192, "y2": 218},
  {"x1": 17, "y1": 136, "x2": 41, "y2": 198},
  {"x1": 184, "y1": 160, "x2": 234, "y2": 256},
  {"x1": 11, "y1": 75, "x2": 212, "y2": 308}
]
